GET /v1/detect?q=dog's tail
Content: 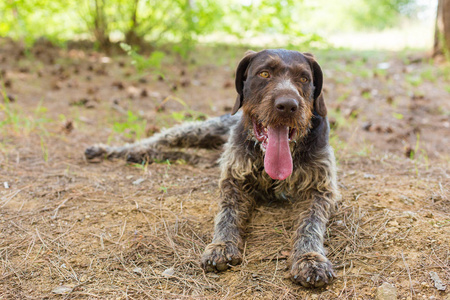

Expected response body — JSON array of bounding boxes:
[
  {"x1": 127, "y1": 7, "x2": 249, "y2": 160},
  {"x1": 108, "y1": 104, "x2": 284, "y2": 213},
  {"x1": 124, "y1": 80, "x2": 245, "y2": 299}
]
[{"x1": 85, "y1": 112, "x2": 241, "y2": 162}]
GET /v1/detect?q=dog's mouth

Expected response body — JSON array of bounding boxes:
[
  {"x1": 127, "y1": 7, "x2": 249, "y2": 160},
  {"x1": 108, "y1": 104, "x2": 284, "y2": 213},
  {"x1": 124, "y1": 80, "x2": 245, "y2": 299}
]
[{"x1": 253, "y1": 120, "x2": 298, "y2": 181}]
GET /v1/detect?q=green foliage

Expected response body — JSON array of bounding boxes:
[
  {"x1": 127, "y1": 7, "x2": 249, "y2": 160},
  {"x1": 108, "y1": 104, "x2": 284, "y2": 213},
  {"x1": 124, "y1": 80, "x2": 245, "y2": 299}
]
[
  {"x1": 0, "y1": 0, "x2": 80, "y2": 46},
  {"x1": 0, "y1": 0, "x2": 423, "y2": 52},
  {"x1": 405, "y1": 74, "x2": 422, "y2": 87},
  {"x1": 349, "y1": 0, "x2": 417, "y2": 29},
  {"x1": 112, "y1": 110, "x2": 147, "y2": 140},
  {"x1": 120, "y1": 43, "x2": 165, "y2": 74},
  {"x1": 0, "y1": 89, "x2": 52, "y2": 136},
  {"x1": 392, "y1": 112, "x2": 404, "y2": 120}
]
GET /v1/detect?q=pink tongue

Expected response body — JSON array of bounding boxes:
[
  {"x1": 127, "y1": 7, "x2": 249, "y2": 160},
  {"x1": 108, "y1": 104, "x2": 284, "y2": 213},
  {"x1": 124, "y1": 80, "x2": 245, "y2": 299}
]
[{"x1": 264, "y1": 126, "x2": 293, "y2": 180}]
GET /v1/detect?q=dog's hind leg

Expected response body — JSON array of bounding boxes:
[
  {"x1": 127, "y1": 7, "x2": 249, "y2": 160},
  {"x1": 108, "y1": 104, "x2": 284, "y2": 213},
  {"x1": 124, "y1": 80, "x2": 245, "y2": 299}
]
[{"x1": 85, "y1": 113, "x2": 240, "y2": 163}]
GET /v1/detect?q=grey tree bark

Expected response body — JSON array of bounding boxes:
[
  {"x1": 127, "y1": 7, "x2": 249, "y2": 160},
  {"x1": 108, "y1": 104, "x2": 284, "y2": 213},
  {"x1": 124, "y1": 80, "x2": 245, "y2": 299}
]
[{"x1": 434, "y1": 0, "x2": 450, "y2": 56}]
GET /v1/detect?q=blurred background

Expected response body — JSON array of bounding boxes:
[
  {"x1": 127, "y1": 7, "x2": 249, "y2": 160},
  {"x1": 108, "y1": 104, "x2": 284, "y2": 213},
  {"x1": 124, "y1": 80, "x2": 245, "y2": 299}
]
[{"x1": 0, "y1": 0, "x2": 439, "y2": 53}]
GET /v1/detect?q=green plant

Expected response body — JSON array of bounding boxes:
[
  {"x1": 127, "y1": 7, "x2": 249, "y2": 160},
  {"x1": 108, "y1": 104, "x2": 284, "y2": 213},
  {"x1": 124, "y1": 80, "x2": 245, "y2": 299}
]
[
  {"x1": 392, "y1": 112, "x2": 404, "y2": 120},
  {"x1": 130, "y1": 161, "x2": 150, "y2": 175},
  {"x1": 420, "y1": 67, "x2": 437, "y2": 83},
  {"x1": 40, "y1": 135, "x2": 49, "y2": 162},
  {"x1": 159, "y1": 186, "x2": 169, "y2": 193},
  {"x1": 405, "y1": 74, "x2": 422, "y2": 87},
  {"x1": 112, "y1": 110, "x2": 147, "y2": 141},
  {"x1": 0, "y1": 89, "x2": 51, "y2": 136},
  {"x1": 120, "y1": 43, "x2": 165, "y2": 75}
]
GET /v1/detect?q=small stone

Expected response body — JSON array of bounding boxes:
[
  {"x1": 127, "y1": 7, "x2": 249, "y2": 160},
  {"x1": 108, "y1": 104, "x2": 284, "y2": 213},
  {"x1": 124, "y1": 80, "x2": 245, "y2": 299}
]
[
  {"x1": 162, "y1": 267, "x2": 175, "y2": 277},
  {"x1": 52, "y1": 285, "x2": 73, "y2": 294},
  {"x1": 375, "y1": 282, "x2": 397, "y2": 300},
  {"x1": 363, "y1": 173, "x2": 376, "y2": 179},
  {"x1": 400, "y1": 195, "x2": 414, "y2": 205},
  {"x1": 402, "y1": 211, "x2": 417, "y2": 220},
  {"x1": 386, "y1": 227, "x2": 398, "y2": 233},
  {"x1": 388, "y1": 221, "x2": 399, "y2": 227},
  {"x1": 429, "y1": 271, "x2": 447, "y2": 291},
  {"x1": 132, "y1": 178, "x2": 145, "y2": 185},
  {"x1": 424, "y1": 212, "x2": 433, "y2": 218},
  {"x1": 133, "y1": 267, "x2": 143, "y2": 275}
]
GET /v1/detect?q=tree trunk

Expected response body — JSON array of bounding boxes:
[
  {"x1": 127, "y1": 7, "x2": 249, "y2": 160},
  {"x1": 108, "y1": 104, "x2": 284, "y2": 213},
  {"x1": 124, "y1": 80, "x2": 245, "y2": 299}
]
[
  {"x1": 434, "y1": 0, "x2": 450, "y2": 57},
  {"x1": 93, "y1": 0, "x2": 111, "y2": 51},
  {"x1": 125, "y1": 0, "x2": 143, "y2": 46}
]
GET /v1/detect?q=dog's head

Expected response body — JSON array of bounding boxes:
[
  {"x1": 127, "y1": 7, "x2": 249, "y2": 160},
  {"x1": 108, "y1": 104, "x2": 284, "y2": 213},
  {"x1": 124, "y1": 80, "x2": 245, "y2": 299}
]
[{"x1": 232, "y1": 49, "x2": 326, "y2": 180}]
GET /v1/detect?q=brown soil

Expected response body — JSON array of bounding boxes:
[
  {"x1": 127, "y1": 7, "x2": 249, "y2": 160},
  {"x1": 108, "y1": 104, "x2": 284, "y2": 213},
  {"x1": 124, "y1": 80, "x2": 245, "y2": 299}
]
[{"x1": 0, "y1": 39, "x2": 449, "y2": 299}]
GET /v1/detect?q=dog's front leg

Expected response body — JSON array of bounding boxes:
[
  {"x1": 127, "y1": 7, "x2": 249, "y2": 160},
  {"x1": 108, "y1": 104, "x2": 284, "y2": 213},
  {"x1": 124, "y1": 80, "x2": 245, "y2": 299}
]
[
  {"x1": 289, "y1": 192, "x2": 335, "y2": 288},
  {"x1": 201, "y1": 176, "x2": 254, "y2": 272}
]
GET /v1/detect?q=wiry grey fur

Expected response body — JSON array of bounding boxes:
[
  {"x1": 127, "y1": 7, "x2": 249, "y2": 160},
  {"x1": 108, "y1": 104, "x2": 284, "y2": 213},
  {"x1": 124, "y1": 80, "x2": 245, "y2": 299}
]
[{"x1": 85, "y1": 49, "x2": 339, "y2": 288}]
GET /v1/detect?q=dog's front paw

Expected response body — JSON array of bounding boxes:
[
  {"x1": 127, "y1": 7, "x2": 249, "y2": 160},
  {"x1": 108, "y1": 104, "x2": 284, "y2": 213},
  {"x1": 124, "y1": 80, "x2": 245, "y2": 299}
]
[
  {"x1": 290, "y1": 252, "x2": 335, "y2": 288},
  {"x1": 201, "y1": 241, "x2": 242, "y2": 272}
]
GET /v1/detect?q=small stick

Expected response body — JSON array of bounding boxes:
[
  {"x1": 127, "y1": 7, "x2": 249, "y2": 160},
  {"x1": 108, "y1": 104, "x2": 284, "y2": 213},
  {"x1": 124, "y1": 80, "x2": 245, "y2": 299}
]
[{"x1": 401, "y1": 251, "x2": 415, "y2": 297}]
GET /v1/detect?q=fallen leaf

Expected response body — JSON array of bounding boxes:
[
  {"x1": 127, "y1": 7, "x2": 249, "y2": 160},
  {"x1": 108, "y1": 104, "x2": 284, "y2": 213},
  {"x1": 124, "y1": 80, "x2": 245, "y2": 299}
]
[
  {"x1": 51, "y1": 285, "x2": 73, "y2": 294},
  {"x1": 162, "y1": 267, "x2": 175, "y2": 277},
  {"x1": 429, "y1": 271, "x2": 446, "y2": 291}
]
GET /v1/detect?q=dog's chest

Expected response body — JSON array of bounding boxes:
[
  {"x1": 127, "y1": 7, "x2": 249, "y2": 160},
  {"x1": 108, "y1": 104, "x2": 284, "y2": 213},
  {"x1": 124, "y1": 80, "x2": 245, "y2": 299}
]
[{"x1": 252, "y1": 170, "x2": 299, "y2": 201}]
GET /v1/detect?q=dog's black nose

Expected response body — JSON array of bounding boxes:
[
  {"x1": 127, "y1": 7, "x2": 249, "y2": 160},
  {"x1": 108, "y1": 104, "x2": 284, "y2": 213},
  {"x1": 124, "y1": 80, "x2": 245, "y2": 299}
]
[{"x1": 275, "y1": 98, "x2": 298, "y2": 115}]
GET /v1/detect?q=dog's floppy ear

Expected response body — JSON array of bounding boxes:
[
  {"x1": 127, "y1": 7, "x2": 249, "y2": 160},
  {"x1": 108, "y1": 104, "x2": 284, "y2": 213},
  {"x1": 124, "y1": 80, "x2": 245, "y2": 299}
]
[
  {"x1": 303, "y1": 52, "x2": 327, "y2": 117},
  {"x1": 232, "y1": 50, "x2": 257, "y2": 115}
]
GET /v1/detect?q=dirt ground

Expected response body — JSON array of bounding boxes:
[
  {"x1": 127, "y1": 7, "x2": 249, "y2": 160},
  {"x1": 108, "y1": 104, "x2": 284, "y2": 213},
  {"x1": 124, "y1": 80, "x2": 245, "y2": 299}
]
[{"x1": 0, "y1": 38, "x2": 449, "y2": 299}]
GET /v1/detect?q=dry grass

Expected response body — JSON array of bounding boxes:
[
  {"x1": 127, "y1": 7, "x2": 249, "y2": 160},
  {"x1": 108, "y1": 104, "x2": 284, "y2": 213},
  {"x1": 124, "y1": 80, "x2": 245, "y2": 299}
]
[{"x1": 0, "y1": 40, "x2": 449, "y2": 299}]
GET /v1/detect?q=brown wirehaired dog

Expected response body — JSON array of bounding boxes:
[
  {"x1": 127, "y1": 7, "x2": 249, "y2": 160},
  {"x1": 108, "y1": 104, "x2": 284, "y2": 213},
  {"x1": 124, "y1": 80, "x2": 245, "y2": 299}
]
[{"x1": 85, "y1": 49, "x2": 339, "y2": 288}]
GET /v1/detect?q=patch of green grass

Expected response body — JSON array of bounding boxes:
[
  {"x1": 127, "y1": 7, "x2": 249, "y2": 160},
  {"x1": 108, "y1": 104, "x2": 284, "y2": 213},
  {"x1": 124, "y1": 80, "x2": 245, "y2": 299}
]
[
  {"x1": 356, "y1": 142, "x2": 374, "y2": 157},
  {"x1": 112, "y1": 110, "x2": 147, "y2": 141},
  {"x1": 438, "y1": 64, "x2": 450, "y2": 81},
  {"x1": 374, "y1": 68, "x2": 387, "y2": 78},
  {"x1": 154, "y1": 95, "x2": 208, "y2": 126},
  {"x1": 130, "y1": 161, "x2": 150, "y2": 175},
  {"x1": 392, "y1": 112, "x2": 404, "y2": 120},
  {"x1": 120, "y1": 43, "x2": 165, "y2": 77},
  {"x1": 328, "y1": 107, "x2": 353, "y2": 129},
  {"x1": 329, "y1": 134, "x2": 347, "y2": 161},
  {"x1": 361, "y1": 91, "x2": 371, "y2": 100},
  {"x1": 420, "y1": 67, "x2": 437, "y2": 83},
  {"x1": 405, "y1": 74, "x2": 422, "y2": 87},
  {"x1": 0, "y1": 86, "x2": 52, "y2": 162},
  {"x1": 336, "y1": 91, "x2": 350, "y2": 103},
  {"x1": 0, "y1": 92, "x2": 52, "y2": 136}
]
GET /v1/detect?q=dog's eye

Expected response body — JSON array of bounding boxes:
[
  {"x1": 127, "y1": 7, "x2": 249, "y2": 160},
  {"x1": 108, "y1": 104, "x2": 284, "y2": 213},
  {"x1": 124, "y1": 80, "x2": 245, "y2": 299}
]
[
  {"x1": 300, "y1": 77, "x2": 308, "y2": 83},
  {"x1": 259, "y1": 71, "x2": 270, "y2": 78}
]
